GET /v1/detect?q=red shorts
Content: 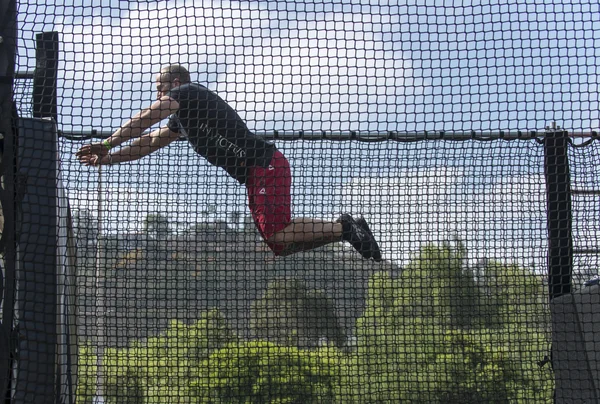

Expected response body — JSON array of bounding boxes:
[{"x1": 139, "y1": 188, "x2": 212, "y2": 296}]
[{"x1": 246, "y1": 150, "x2": 292, "y2": 255}]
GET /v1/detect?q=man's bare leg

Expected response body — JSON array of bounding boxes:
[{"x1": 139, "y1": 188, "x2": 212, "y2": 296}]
[
  {"x1": 266, "y1": 218, "x2": 344, "y2": 255},
  {"x1": 266, "y1": 215, "x2": 382, "y2": 260}
]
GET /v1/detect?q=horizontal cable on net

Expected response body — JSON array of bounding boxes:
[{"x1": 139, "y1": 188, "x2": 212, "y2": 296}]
[{"x1": 58, "y1": 129, "x2": 600, "y2": 142}]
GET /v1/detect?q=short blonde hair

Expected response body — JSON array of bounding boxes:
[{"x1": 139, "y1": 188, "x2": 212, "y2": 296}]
[{"x1": 159, "y1": 64, "x2": 191, "y2": 84}]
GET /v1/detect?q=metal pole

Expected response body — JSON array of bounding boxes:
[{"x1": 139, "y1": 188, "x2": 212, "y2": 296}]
[
  {"x1": 544, "y1": 123, "x2": 573, "y2": 300},
  {"x1": 94, "y1": 166, "x2": 106, "y2": 403},
  {"x1": 0, "y1": 0, "x2": 18, "y2": 400},
  {"x1": 32, "y1": 32, "x2": 59, "y2": 122}
]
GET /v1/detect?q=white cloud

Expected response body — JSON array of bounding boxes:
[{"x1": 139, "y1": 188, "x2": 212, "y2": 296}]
[
  {"x1": 48, "y1": 0, "x2": 419, "y2": 132},
  {"x1": 216, "y1": 20, "x2": 416, "y2": 132}
]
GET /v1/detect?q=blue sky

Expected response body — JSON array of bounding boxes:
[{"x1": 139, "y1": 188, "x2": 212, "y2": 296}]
[
  {"x1": 18, "y1": 0, "x2": 600, "y2": 133},
  {"x1": 15, "y1": 0, "x2": 600, "y2": 273}
]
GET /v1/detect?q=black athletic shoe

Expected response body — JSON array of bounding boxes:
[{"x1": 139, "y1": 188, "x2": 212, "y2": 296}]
[
  {"x1": 355, "y1": 216, "x2": 383, "y2": 262},
  {"x1": 337, "y1": 214, "x2": 381, "y2": 261}
]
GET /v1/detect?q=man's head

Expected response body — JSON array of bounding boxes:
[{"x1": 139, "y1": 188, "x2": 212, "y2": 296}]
[{"x1": 156, "y1": 64, "x2": 191, "y2": 99}]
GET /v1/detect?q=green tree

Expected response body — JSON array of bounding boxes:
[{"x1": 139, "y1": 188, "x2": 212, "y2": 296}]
[
  {"x1": 346, "y1": 243, "x2": 554, "y2": 403},
  {"x1": 78, "y1": 309, "x2": 236, "y2": 404},
  {"x1": 478, "y1": 260, "x2": 550, "y2": 330},
  {"x1": 400, "y1": 241, "x2": 479, "y2": 328},
  {"x1": 250, "y1": 278, "x2": 347, "y2": 348},
  {"x1": 75, "y1": 344, "x2": 97, "y2": 404},
  {"x1": 190, "y1": 341, "x2": 340, "y2": 404}
]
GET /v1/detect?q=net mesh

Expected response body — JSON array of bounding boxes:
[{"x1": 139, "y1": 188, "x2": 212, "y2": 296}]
[
  {"x1": 571, "y1": 142, "x2": 600, "y2": 285},
  {"x1": 7, "y1": 1, "x2": 600, "y2": 403}
]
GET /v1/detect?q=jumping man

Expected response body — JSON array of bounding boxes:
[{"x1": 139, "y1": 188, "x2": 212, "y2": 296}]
[{"x1": 76, "y1": 64, "x2": 382, "y2": 261}]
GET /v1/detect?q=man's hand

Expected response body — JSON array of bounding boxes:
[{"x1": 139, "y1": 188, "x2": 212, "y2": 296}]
[{"x1": 76, "y1": 143, "x2": 108, "y2": 166}]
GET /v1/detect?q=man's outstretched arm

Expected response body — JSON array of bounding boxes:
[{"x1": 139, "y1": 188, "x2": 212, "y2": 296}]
[
  {"x1": 78, "y1": 126, "x2": 180, "y2": 166},
  {"x1": 106, "y1": 96, "x2": 180, "y2": 147},
  {"x1": 76, "y1": 96, "x2": 180, "y2": 159}
]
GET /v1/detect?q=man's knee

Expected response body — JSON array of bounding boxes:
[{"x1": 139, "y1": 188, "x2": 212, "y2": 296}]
[{"x1": 266, "y1": 231, "x2": 285, "y2": 245}]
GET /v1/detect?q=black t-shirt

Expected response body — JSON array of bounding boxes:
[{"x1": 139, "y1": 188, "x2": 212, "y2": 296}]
[{"x1": 166, "y1": 83, "x2": 276, "y2": 184}]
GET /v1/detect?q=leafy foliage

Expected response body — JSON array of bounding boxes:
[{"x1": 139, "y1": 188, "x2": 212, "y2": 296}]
[
  {"x1": 189, "y1": 341, "x2": 340, "y2": 403},
  {"x1": 76, "y1": 243, "x2": 554, "y2": 403},
  {"x1": 346, "y1": 243, "x2": 554, "y2": 403},
  {"x1": 75, "y1": 344, "x2": 97, "y2": 404},
  {"x1": 77, "y1": 309, "x2": 236, "y2": 403},
  {"x1": 77, "y1": 312, "x2": 339, "y2": 403}
]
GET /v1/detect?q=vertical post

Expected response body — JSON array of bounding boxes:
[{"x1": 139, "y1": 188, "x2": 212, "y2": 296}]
[
  {"x1": 14, "y1": 118, "x2": 60, "y2": 404},
  {"x1": 0, "y1": 0, "x2": 18, "y2": 400},
  {"x1": 94, "y1": 166, "x2": 106, "y2": 401},
  {"x1": 544, "y1": 124, "x2": 573, "y2": 300},
  {"x1": 32, "y1": 32, "x2": 59, "y2": 122}
]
